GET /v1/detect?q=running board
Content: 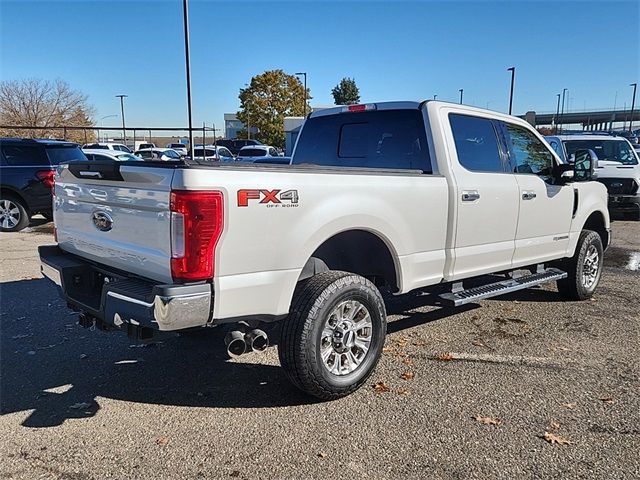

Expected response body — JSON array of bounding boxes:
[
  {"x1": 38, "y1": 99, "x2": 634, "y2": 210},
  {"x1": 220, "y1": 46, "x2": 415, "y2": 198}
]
[{"x1": 439, "y1": 268, "x2": 567, "y2": 307}]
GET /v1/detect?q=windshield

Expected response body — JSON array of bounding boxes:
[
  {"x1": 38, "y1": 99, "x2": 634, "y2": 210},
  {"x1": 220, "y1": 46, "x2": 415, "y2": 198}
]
[
  {"x1": 46, "y1": 146, "x2": 87, "y2": 164},
  {"x1": 239, "y1": 148, "x2": 266, "y2": 157},
  {"x1": 564, "y1": 139, "x2": 638, "y2": 165}
]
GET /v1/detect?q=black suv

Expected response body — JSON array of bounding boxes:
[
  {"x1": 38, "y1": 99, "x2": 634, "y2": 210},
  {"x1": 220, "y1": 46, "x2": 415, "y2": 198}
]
[
  {"x1": 0, "y1": 138, "x2": 87, "y2": 232},
  {"x1": 215, "y1": 139, "x2": 263, "y2": 156}
]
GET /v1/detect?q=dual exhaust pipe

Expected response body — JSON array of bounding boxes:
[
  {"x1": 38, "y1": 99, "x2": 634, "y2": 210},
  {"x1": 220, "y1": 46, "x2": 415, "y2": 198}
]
[{"x1": 224, "y1": 328, "x2": 268, "y2": 357}]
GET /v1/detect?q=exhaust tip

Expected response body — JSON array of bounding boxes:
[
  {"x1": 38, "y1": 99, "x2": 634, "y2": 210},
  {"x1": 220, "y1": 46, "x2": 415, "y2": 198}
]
[
  {"x1": 247, "y1": 329, "x2": 268, "y2": 352},
  {"x1": 224, "y1": 330, "x2": 246, "y2": 357}
]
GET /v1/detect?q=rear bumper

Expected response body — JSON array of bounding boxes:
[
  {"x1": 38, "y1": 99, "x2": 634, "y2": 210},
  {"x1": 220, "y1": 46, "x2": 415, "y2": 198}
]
[{"x1": 39, "y1": 245, "x2": 213, "y2": 331}]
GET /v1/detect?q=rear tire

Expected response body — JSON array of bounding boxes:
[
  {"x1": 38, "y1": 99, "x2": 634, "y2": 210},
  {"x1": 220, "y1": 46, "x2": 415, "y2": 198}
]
[
  {"x1": 556, "y1": 230, "x2": 603, "y2": 300},
  {"x1": 279, "y1": 271, "x2": 387, "y2": 400},
  {"x1": 0, "y1": 195, "x2": 29, "y2": 232}
]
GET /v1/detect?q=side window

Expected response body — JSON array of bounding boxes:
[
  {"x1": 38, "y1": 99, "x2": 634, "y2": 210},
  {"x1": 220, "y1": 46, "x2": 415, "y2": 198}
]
[
  {"x1": 503, "y1": 123, "x2": 554, "y2": 180},
  {"x1": 269, "y1": 148, "x2": 277, "y2": 156},
  {"x1": 449, "y1": 114, "x2": 503, "y2": 173},
  {"x1": 1, "y1": 145, "x2": 49, "y2": 166}
]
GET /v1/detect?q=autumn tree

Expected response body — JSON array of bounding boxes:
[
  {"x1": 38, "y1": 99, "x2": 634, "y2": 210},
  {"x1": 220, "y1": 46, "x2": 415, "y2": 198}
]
[
  {"x1": 0, "y1": 78, "x2": 96, "y2": 143},
  {"x1": 331, "y1": 77, "x2": 360, "y2": 105},
  {"x1": 236, "y1": 70, "x2": 310, "y2": 148}
]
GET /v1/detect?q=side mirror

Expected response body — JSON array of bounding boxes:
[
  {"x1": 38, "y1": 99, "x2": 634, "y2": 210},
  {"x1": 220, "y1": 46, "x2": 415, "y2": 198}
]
[{"x1": 573, "y1": 149, "x2": 597, "y2": 182}]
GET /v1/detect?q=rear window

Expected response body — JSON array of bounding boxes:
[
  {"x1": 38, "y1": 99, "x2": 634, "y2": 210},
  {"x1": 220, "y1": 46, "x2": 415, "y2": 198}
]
[
  {"x1": 293, "y1": 109, "x2": 431, "y2": 172},
  {"x1": 239, "y1": 148, "x2": 267, "y2": 157},
  {"x1": 46, "y1": 146, "x2": 87, "y2": 164},
  {"x1": 194, "y1": 148, "x2": 216, "y2": 157},
  {"x1": 1, "y1": 144, "x2": 49, "y2": 166}
]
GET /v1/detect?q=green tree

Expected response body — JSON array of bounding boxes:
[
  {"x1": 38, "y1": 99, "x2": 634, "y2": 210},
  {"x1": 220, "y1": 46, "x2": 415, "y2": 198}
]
[
  {"x1": 331, "y1": 77, "x2": 360, "y2": 105},
  {"x1": 236, "y1": 70, "x2": 310, "y2": 148}
]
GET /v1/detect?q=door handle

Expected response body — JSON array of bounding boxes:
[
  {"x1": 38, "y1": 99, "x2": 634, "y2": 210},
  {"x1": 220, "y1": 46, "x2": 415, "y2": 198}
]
[
  {"x1": 461, "y1": 190, "x2": 480, "y2": 202},
  {"x1": 522, "y1": 191, "x2": 537, "y2": 200}
]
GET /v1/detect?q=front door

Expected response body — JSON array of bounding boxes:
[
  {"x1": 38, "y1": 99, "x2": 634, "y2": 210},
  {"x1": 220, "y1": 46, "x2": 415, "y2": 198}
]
[{"x1": 501, "y1": 121, "x2": 574, "y2": 266}]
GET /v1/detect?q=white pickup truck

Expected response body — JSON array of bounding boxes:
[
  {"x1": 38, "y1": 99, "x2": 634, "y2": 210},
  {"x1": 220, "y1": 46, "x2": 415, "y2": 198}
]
[{"x1": 40, "y1": 101, "x2": 610, "y2": 399}]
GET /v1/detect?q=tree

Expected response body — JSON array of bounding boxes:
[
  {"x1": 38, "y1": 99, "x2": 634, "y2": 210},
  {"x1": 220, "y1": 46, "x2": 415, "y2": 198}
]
[
  {"x1": 331, "y1": 77, "x2": 360, "y2": 105},
  {"x1": 0, "y1": 78, "x2": 96, "y2": 143},
  {"x1": 236, "y1": 70, "x2": 309, "y2": 148}
]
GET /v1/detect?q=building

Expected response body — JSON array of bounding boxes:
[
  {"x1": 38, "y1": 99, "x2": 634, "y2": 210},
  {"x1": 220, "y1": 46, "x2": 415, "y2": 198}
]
[{"x1": 224, "y1": 113, "x2": 244, "y2": 139}]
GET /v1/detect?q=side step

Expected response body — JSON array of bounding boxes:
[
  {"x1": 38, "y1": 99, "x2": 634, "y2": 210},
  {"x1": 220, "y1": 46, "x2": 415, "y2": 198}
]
[{"x1": 439, "y1": 268, "x2": 567, "y2": 307}]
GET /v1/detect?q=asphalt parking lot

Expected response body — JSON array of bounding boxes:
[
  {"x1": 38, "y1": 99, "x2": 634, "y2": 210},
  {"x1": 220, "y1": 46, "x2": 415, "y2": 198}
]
[{"x1": 1, "y1": 220, "x2": 638, "y2": 479}]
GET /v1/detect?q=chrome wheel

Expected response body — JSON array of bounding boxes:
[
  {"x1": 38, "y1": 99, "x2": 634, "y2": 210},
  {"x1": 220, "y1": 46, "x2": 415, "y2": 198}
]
[
  {"x1": 581, "y1": 244, "x2": 599, "y2": 289},
  {"x1": 320, "y1": 300, "x2": 372, "y2": 376},
  {"x1": 0, "y1": 199, "x2": 21, "y2": 229}
]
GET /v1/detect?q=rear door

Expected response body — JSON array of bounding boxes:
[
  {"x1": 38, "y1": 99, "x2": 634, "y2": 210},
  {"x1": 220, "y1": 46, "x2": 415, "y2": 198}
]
[
  {"x1": 501, "y1": 121, "x2": 573, "y2": 265},
  {"x1": 54, "y1": 162, "x2": 175, "y2": 283},
  {"x1": 446, "y1": 113, "x2": 520, "y2": 279}
]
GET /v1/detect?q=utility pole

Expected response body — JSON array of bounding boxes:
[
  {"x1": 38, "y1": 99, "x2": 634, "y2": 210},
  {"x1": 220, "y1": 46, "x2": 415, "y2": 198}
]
[
  {"x1": 507, "y1": 67, "x2": 515, "y2": 115},
  {"x1": 115, "y1": 95, "x2": 127, "y2": 145},
  {"x1": 629, "y1": 83, "x2": 637, "y2": 132},
  {"x1": 295, "y1": 72, "x2": 307, "y2": 116},
  {"x1": 554, "y1": 93, "x2": 561, "y2": 134},
  {"x1": 182, "y1": 0, "x2": 195, "y2": 160},
  {"x1": 560, "y1": 88, "x2": 567, "y2": 133},
  {"x1": 459, "y1": 89, "x2": 463, "y2": 104}
]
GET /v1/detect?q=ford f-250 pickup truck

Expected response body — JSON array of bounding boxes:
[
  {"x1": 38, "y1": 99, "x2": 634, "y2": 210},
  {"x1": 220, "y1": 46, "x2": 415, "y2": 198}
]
[{"x1": 40, "y1": 101, "x2": 610, "y2": 399}]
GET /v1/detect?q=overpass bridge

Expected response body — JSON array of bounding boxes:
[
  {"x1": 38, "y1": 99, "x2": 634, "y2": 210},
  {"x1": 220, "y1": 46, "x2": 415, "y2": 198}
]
[{"x1": 519, "y1": 108, "x2": 640, "y2": 131}]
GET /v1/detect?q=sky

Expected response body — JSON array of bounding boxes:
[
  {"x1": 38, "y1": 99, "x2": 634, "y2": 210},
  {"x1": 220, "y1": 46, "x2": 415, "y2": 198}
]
[{"x1": 1, "y1": 0, "x2": 638, "y2": 132}]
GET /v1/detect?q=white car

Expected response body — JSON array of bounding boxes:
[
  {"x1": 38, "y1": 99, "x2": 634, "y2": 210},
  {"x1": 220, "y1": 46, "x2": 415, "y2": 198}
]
[
  {"x1": 190, "y1": 145, "x2": 235, "y2": 163},
  {"x1": 82, "y1": 148, "x2": 141, "y2": 162},
  {"x1": 165, "y1": 143, "x2": 188, "y2": 156},
  {"x1": 237, "y1": 145, "x2": 281, "y2": 162},
  {"x1": 41, "y1": 101, "x2": 610, "y2": 400},
  {"x1": 134, "y1": 148, "x2": 181, "y2": 161},
  {"x1": 82, "y1": 142, "x2": 132, "y2": 153}
]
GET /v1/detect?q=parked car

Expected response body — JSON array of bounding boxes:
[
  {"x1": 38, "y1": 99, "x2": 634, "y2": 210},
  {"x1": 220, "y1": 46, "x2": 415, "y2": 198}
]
[
  {"x1": 237, "y1": 145, "x2": 281, "y2": 162},
  {"x1": 137, "y1": 143, "x2": 156, "y2": 151},
  {"x1": 545, "y1": 134, "x2": 640, "y2": 219},
  {"x1": 216, "y1": 139, "x2": 263, "y2": 156},
  {"x1": 40, "y1": 101, "x2": 609, "y2": 399},
  {"x1": 82, "y1": 142, "x2": 132, "y2": 153},
  {"x1": 134, "y1": 148, "x2": 182, "y2": 161},
  {"x1": 190, "y1": 145, "x2": 235, "y2": 163},
  {"x1": 1, "y1": 138, "x2": 87, "y2": 231},
  {"x1": 165, "y1": 143, "x2": 188, "y2": 156},
  {"x1": 82, "y1": 149, "x2": 141, "y2": 162}
]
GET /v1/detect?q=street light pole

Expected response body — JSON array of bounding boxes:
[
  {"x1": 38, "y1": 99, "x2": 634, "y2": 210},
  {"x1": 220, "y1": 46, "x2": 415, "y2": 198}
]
[
  {"x1": 554, "y1": 94, "x2": 561, "y2": 134},
  {"x1": 99, "y1": 114, "x2": 118, "y2": 142},
  {"x1": 182, "y1": 0, "x2": 195, "y2": 160},
  {"x1": 559, "y1": 88, "x2": 567, "y2": 133},
  {"x1": 629, "y1": 83, "x2": 637, "y2": 132},
  {"x1": 433, "y1": 95, "x2": 437, "y2": 100},
  {"x1": 115, "y1": 95, "x2": 127, "y2": 145},
  {"x1": 459, "y1": 89, "x2": 463, "y2": 105},
  {"x1": 295, "y1": 72, "x2": 307, "y2": 116},
  {"x1": 507, "y1": 67, "x2": 515, "y2": 115}
]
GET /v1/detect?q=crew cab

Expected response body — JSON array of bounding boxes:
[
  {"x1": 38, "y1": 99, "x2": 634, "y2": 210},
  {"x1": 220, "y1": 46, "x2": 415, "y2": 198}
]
[
  {"x1": 545, "y1": 134, "x2": 640, "y2": 219},
  {"x1": 39, "y1": 101, "x2": 610, "y2": 399}
]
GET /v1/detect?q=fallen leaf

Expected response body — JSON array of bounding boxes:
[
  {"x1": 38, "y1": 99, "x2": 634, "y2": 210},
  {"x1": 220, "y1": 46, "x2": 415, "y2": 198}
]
[
  {"x1": 474, "y1": 415, "x2": 501, "y2": 426},
  {"x1": 549, "y1": 421, "x2": 560, "y2": 431},
  {"x1": 155, "y1": 436, "x2": 169, "y2": 446},
  {"x1": 471, "y1": 339, "x2": 486, "y2": 347},
  {"x1": 402, "y1": 357, "x2": 413, "y2": 366},
  {"x1": 561, "y1": 402, "x2": 576, "y2": 410},
  {"x1": 400, "y1": 371, "x2": 415, "y2": 381},
  {"x1": 600, "y1": 397, "x2": 614, "y2": 404},
  {"x1": 373, "y1": 382, "x2": 390, "y2": 393},
  {"x1": 317, "y1": 452, "x2": 326, "y2": 458},
  {"x1": 382, "y1": 346, "x2": 394, "y2": 353},
  {"x1": 436, "y1": 352, "x2": 454, "y2": 361},
  {"x1": 412, "y1": 340, "x2": 427, "y2": 347},
  {"x1": 543, "y1": 432, "x2": 571, "y2": 445},
  {"x1": 397, "y1": 388, "x2": 410, "y2": 395},
  {"x1": 69, "y1": 402, "x2": 91, "y2": 410},
  {"x1": 396, "y1": 338, "x2": 408, "y2": 348}
]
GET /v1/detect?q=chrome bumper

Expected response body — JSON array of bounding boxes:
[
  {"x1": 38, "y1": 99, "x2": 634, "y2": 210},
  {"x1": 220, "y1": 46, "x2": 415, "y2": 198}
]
[{"x1": 39, "y1": 245, "x2": 213, "y2": 331}]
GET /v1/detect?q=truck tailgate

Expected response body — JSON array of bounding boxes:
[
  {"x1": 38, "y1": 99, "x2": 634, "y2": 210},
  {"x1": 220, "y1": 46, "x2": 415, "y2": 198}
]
[{"x1": 54, "y1": 162, "x2": 176, "y2": 283}]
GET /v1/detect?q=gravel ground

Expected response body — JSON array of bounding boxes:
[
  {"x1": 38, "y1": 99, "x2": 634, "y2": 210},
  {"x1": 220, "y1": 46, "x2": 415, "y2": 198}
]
[{"x1": 1, "y1": 219, "x2": 638, "y2": 479}]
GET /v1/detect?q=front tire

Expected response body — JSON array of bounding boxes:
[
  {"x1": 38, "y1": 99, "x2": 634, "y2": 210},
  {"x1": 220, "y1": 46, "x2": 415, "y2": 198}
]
[
  {"x1": 0, "y1": 195, "x2": 29, "y2": 232},
  {"x1": 279, "y1": 271, "x2": 387, "y2": 400},
  {"x1": 556, "y1": 230, "x2": 603, "y2": 300}
]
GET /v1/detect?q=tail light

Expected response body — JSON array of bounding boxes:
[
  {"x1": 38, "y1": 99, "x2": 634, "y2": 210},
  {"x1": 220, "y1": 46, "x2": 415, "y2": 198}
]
[
  {"x1": 36, "y1": 170, "x2": 55, "y2": 190},
  {"x1": 343, "y1": 103, "x2": 377, "y2": 113},
  {"x1": 170, "y1": 190, "x2": 224, "y2": 282}
]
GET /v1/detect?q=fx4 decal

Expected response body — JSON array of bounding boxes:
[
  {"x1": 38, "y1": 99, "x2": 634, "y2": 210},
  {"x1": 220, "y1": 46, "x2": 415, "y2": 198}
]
[{"x1": 237, "y1": 189, "x2": 300, "y2": 207}]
